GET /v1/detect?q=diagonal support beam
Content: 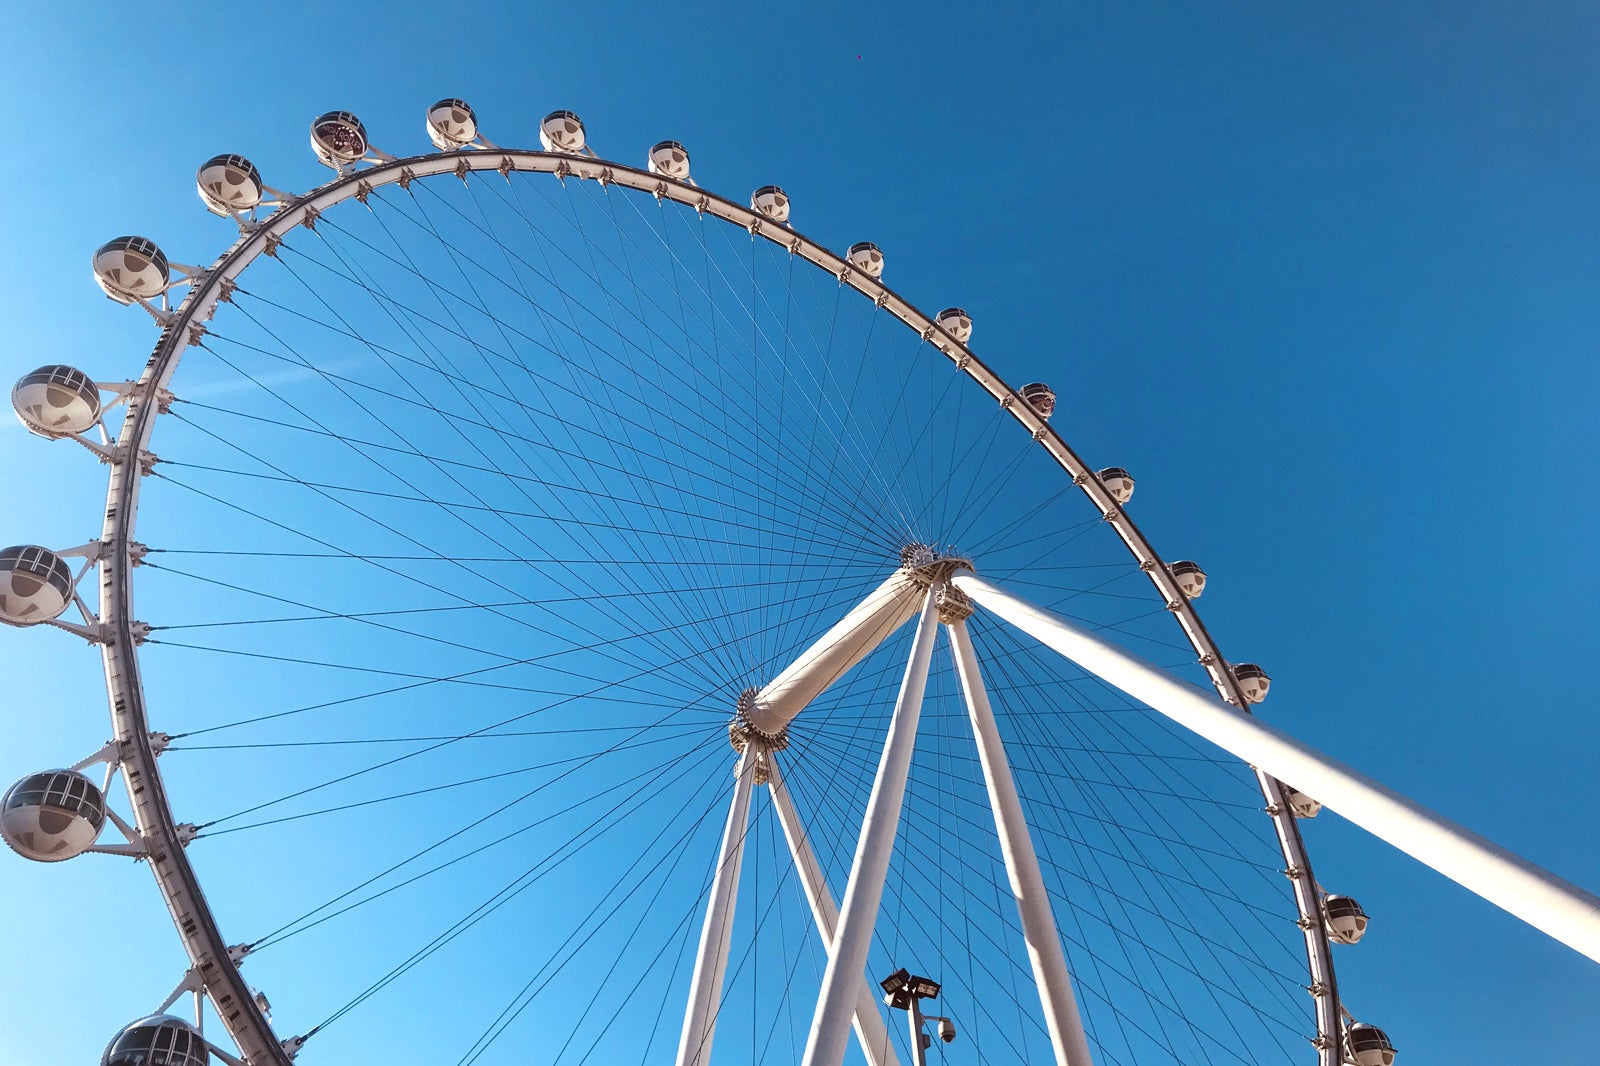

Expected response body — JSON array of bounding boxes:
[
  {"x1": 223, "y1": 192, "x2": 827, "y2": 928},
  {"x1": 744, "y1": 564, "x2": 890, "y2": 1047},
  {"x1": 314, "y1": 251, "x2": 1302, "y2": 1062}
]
[
  {"x1": 953, "y1": 571, "x2": 1600, "y2": 965},
  {"x1": 675, "y1": 744, "x2": 760, "y2": 1066},
  {"x1": 801, "y1": 581, "x2": 943, "y2": 1066},
  {"x1": 947, "y1": 617, "x2": 1095, "y2": 1066},
  {"x1": 742, "y1": 571, "x2": 925, "y2": 737},
  {"x1": 767, "y1": 755, "x2": 902, "y2": 1066}
]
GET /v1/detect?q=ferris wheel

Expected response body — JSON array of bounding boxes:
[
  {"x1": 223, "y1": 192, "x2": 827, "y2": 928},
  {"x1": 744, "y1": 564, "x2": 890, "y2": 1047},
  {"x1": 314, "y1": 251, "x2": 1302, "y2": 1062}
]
[{"x1": 4, "y1": 99, "x2": 1597, "y2": 1066}]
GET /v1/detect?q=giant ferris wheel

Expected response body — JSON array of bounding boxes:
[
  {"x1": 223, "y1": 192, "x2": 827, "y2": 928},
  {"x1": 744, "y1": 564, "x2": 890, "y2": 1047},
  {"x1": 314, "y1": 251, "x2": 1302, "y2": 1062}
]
[{"x1": 4, "y1": 100, "x2": 1597, "y2": 1066}]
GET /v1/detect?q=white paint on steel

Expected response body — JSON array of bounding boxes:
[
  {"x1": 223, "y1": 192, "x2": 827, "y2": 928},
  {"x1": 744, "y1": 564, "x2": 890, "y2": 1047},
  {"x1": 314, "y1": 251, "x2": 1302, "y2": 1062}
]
[
  {"x1": 954, "y1": 572, "x2": 1600, "y2": 965},
  {"x1": 947, "y1": 618, "x2": 1095, "y2": 1066},
  {"x1": 675, "y1": 746, "x2": 759, "y2": 1066},
  {"x1": 767, "y1": 756, "x2": 902, "y2": 1066},
  {"x1": 745, "y1": 571, "x2": 924, "y2": 736},
  {"x1": 100, "y1": 394, "x2": 287, "y2": 1062},
  {"x1": 801, "y1": 583, "x2": 942, "y2": 1066},
  {"x1": 95, "y1": 144, "x2": 1340, "y2": 1064}
]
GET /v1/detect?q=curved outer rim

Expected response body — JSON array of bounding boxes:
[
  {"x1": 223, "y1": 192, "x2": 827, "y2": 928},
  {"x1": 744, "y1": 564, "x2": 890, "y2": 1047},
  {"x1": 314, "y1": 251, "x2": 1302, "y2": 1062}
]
[{"x1": 96, "y1": 146, "x2": 1343, "y2": 1065}]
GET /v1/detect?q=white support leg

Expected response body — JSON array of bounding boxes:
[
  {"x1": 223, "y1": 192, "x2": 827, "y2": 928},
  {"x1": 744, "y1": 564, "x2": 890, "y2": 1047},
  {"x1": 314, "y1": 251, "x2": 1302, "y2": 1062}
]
[
  {"x1": 767, "y1": 755, "x2": 902, "y2": 1066},
  {"x1": 801, "y1": 582, "x2": 943, "y2": 1066},
  {"x1": 953, "y1": 572, "x2": 1600, "y2": 965},
  {"x1": 947, "y1": 617, "x2": 1095, "y2": 1066},
  {"x1": 743, "y1": 571, "x2": 925, "y2": 736},
  {"x1": 675, "y1": 745, "x2": 760, "y2": 1066}
]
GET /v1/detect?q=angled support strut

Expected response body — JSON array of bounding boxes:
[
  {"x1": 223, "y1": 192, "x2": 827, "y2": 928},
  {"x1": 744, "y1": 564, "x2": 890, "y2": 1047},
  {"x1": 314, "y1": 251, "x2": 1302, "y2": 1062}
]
[
  {"x1": 767, "y1": 755, "x2": 902, "y2": 1066},
  {"x1": 801, "y1": 580, "x2": 943, "y2": 1066},
  {"x1": 947, "y1": 617, "x2": 1095, "y2": 1066},
  {"x1": 953, "y1": 571, "x2": 1600, "y2": 966},
  {"x1": 740, "y1": 571, "x2": 924, "y2": 738},
  {"x1": 675, "y1": 743, "x2": 761, "y2": 1066}
]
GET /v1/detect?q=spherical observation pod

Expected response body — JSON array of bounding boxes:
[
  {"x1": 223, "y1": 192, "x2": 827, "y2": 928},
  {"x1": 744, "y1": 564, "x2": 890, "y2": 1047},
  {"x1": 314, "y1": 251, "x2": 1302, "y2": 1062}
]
[
  {"x1": 426, "y1": 98, "x2": 478, "y2": 150},
  {"x1": 12, "y1": 365, "x2": 101, "y2": 438},
  {"x1": 1343, "y1": 1022, "x2": 1396, "y2": 1066},
  {"x1": 847, "y1": 241, "x2": 884, "y2": 278},
  {"x1": 540, "y1": 110, "x2": 587, "y2": 153},
  {"x1": 750, "y1": 184, "x2": 790, "y2": 222},
  {"x1": 102, "y1": 1014, "x2": 210, "y2": 1066},
  {"x1": 1324, "y1": 894, "x2": 1370, "y2": 944},
  {"x1": 1283, "y1": 785, "x2": 1322, "y2": 818},
  {"x1": 1169, "y1": 559, "x2": 1206, "y2": 599},
  {"x1": 0, "y1": 545, "x2": 75, "y2": 626},
  {"x1": 310, "y1": 110, "x2": 369, "y2": 168},
  {"x1": 1098, "y1": 466, "x2": 1135, "y2": 503},
  {"x1": 647, "y1": 140, "x2": 691, "y2": 180},
  {"x1": 1, "y1": 770, "x2": 106, "y2": 862},
  {"x1": 195, "y1": 153, "x2": 264, "y2": 216},
  {"x1": 936, "y1": 307, "x2": 972, "y2": 343},
  {"x1": 1232, "y1": 663, "x2": 1271, "y2": 704},
  {"x1": 1020, "y1": 382, "x2": 1056, "y2": 419},
  {"x1": 93, "y1": 236, "x2": 169, "y2": 303}
]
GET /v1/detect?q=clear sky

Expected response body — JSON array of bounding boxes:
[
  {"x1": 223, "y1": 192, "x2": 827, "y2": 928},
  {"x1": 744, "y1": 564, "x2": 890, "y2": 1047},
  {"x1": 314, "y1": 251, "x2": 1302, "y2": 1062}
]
[{"x1": 2, "y1": 4, "x2": 1598, "y2": 1066}]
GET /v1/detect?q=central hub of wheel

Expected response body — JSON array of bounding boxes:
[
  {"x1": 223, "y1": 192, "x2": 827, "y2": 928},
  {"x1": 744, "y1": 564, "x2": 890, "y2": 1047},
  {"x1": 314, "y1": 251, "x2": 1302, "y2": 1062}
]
[
  {"x1": 898, "y1": 542, "x2": 974, "y2": 585},
  {"x1": 729, "y1": 687, "x2": 790, "y2": 765},
  {"x1": 899, "y1": 543, "x2": 976, "y2": 622}
]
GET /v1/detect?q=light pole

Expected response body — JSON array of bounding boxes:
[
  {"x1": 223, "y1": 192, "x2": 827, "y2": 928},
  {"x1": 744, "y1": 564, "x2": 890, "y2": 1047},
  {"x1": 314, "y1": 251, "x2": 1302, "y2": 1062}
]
[{"x1": 879, "y1": 968, "x2": 956, "y2": 1066}]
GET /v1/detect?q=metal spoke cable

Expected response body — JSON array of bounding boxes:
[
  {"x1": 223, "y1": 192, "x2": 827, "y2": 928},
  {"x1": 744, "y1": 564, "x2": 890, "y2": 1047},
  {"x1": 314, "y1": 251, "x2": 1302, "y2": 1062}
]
[
  {"x1": 161, "y1": 355, "x2": 713, "y2": 695},
  {"x1": 375, "y1": 186, "x2": 758, "y2": 691},
  {"x1": 184, "y1": 325, "x2": 900, "y2": 583},
  {"x1": 194, "y1": 726, "x2": 700, "y2": 837},
  {"x1": 260, "y1": 731, "x2": 724, "y2": 954},
  {"x1": 300, "y1": 740, "x2": 725, "y2": 1037},
  {"x1": 452, "y1": 751, "x2": 736, "y2": 1065},
  {"x1": 264, "y1": 237, "x2": 752, "y2": 696}
]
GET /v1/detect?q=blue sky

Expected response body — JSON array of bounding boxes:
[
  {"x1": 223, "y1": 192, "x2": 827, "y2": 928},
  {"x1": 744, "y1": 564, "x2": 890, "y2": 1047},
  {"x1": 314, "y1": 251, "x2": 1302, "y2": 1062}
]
[{"x1": 2, "y1": 4, "x2": 1598, "y2": 1065}]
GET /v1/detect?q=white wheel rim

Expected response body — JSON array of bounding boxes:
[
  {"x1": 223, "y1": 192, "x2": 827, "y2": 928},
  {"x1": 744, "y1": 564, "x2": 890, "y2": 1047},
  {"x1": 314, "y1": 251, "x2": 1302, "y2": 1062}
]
[{"x1": 64, "y1": 145, "x2": 1346, "y2": 1066}]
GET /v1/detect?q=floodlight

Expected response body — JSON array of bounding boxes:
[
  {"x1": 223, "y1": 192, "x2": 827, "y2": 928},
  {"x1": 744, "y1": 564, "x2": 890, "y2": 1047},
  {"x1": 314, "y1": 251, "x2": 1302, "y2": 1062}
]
[{"x1": 879, "y1": 968, "x2": 910, "y2": 996}]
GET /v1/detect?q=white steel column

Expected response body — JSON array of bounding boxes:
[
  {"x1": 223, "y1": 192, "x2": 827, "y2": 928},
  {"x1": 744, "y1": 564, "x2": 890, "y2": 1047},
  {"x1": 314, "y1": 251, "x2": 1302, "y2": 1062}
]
[
  {"x1": 954, "y1": 572, "x2": 1600, "y2": 965},
  {"x1": 801, "y1": 582, "x2": 943, "y2": 1066},
  {"x1": 947, "y1": 618, "x2": 1095, "y2": 1066},
  {"x1": 767, "y1": 756, "x2": 902, "y2": 1066},
  {"x1": 743, "y1": 571, "x2": 924, "y2": 736},
  {"x1": 675, "y1": 745, "x2": 760, "y2": 1066}
]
